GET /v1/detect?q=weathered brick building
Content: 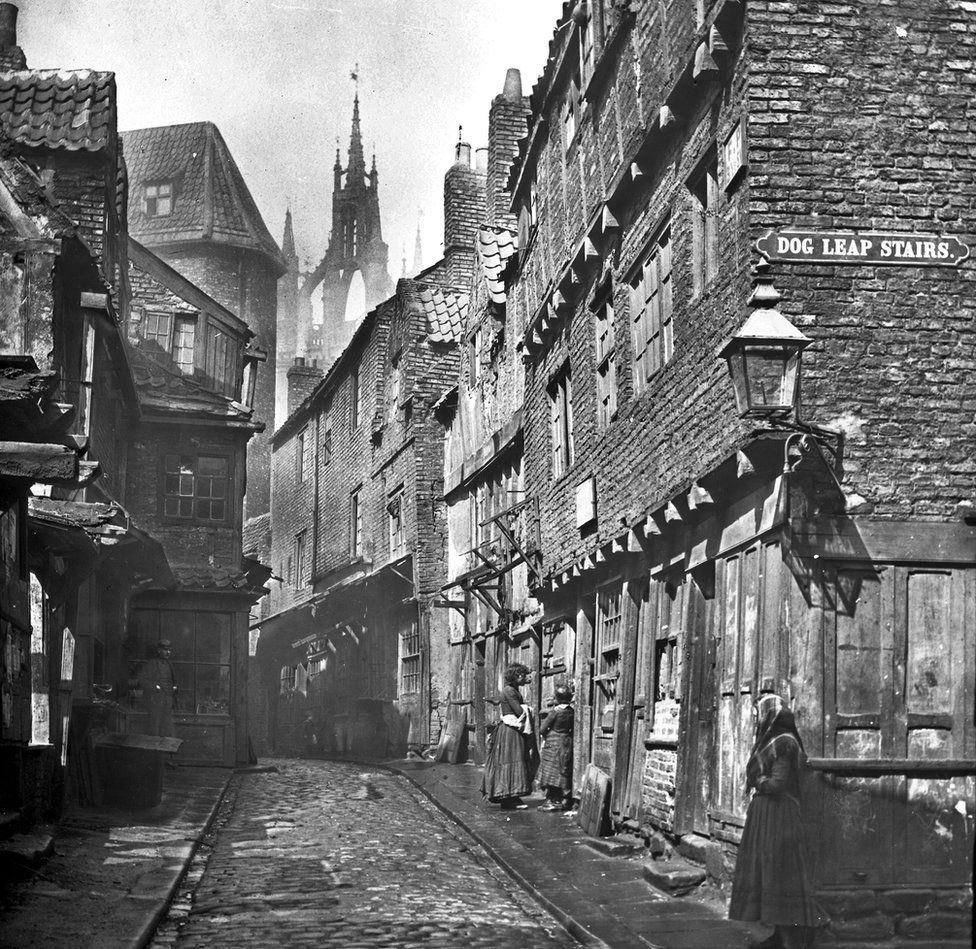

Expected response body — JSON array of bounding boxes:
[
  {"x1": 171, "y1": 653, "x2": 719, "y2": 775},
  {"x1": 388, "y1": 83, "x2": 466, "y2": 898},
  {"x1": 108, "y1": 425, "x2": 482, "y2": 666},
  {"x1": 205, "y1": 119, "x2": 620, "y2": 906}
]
[
  {"x1": 254, "y1": 139, "x2": 485, "y2": 757},
  {"x1": 122, "y1": 122, "x2": 285, "y2": 520},
  {"x1": 124, "y1": 239, "x2": 268, "y2": 765},
  {"x1": 491, "y1": 0, "x2": 973, "y2": 941}
]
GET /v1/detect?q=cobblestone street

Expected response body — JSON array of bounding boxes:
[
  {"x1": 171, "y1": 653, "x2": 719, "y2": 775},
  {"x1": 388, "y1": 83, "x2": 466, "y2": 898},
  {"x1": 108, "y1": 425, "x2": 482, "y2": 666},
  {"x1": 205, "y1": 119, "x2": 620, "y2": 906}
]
[{"x1": 151, "y1": 760, "x2": 576, "y2": 949}]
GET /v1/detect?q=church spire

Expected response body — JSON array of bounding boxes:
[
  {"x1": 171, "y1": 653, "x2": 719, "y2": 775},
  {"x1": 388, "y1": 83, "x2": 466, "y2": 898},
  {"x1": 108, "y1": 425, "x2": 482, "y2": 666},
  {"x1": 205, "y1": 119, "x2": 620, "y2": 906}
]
[
  {"x1": 347, "y1": 83, "x2": 366, "y2": 182},
  {"x1": 413, "y1": 211, "x2": 423, "y2": 274},
  {"x1": 282, "y1": 206, "x2": 296, "y2": 260}
]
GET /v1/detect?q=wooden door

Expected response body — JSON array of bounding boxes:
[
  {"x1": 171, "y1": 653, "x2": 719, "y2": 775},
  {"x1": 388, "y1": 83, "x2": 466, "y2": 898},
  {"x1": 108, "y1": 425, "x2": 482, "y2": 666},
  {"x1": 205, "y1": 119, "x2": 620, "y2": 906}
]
[
  {"x1": 620, "y1": 577, "x2": 653, "y2": 822},
  {"x1": 573, "y1": 600, "x2": 596, "y2": 794},
  {"x1": 472, "y1": 639, "x2": 486, "y2": 763},
  {"x1": 822, "y1": 563, "x2": 974, "y2": 886}
]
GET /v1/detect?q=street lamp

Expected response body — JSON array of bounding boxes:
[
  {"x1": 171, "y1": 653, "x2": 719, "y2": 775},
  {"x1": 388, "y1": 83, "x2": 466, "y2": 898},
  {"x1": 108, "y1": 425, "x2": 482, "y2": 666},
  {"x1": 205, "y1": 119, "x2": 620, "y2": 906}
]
[{"x1": 719, "y1": 263, "x2": 811, "y2": 418}]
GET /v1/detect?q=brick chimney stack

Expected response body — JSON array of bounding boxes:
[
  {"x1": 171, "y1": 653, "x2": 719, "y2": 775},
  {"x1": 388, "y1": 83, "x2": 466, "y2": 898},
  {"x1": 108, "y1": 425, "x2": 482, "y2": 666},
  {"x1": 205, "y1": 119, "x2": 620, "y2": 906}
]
[
  {"x1": 0, "y1": 3, "x2": 26, "y2": 70},
  {"x1": 286, "y1": 356, "x2": 324, "y2": 417},
  {"x1": 443, "y1": 135, "x2": 487, "y2": 288},
  {"x1": 487, "y1": 68, "x2": 530, "y2": 230}
]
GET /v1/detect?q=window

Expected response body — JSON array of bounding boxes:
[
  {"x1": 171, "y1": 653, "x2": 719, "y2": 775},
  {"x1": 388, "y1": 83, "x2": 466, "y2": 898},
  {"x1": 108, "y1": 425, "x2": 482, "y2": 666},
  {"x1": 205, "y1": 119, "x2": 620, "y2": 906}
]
[
  {"x1": 145, "y1": 181, "x2": 173, "y2": 217},
  {"x1": 350, "y1": 486, "x2": 363, "y2": 557},
  {"x1": 548, "y1": 366, "x2": 574, "y2": 478},
  {"x1": 399, "y1": 615, "x2": 421, "y2": 695},
  {"x1": 128, "y1": 609, "x2": 232, "y2": 715},
  {"x1": 388, "y1": 487, "x2": 405, "y2": 557},
  {"x1": 580, "y1": 11, "x2": 596, "y2": 86},
  {"x1": 690, "y1": 154, "x2": 720, "y2": 295},
  {"x1": 350, "y1": 366, "x2": 361, "y2": 429},
  {"x1": 294, "y1": 530, "x2": 308, "y2": 588},
  {"x1": 141, "y1": 312, "x2": 196, "y2": 375},
  {"x1": 296, "y1": 428, "x2": 311, "y2": 482},
  {"x1": 468, "y1": 327, "x2": 483, "y2": 386},
  {"x1": 595, "y1": 584, "x2": 623, "y2": 731},
  {"x1": 594, "y1": 295, "x2": 617, "y2": 427},
  {"x1": 630, "y1": 224, "x2": 673, "y2": 391},
  {"x1": 389, "y1": 352, "x2": 403, "y2": 422},
  {"x1": 529, "y1": 178, "x2": 538, "y2": 228},
  {"x1": 322, "y1": 417, "x2": 333, "y2": 465},
  {"x1": 279, "y1": 665, "x2": 297, "y2": 695},
  {"x1": 564, "y1": 68, "x2": 581, "y2": 147},
  {"x1": 77, "y1": 313, "x2": 95, "y2": 436},
  {"x1": 163, "y1": 454, "x2": 228, "y2": 522}
]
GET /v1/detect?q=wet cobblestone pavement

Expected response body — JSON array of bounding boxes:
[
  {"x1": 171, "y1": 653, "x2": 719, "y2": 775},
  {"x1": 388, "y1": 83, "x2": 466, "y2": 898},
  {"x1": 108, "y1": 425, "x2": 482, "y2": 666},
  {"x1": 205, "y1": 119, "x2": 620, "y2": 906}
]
[{"x1": 151, "y1": 759, "x2": 576, "y2": 949}]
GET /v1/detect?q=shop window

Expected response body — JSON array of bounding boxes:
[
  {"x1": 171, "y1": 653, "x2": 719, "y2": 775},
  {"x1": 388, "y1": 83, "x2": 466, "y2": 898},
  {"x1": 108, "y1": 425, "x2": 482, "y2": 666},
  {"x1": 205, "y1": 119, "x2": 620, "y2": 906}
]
[
  {"x1": 690, "y1": 153, "x2": 720, "y2": 296},
  {"x1": 548, "y1": 364, "x2": 574, "y2": 478},
  {"x1": 163, "y1": 454, "x2": 228, "y2": 522},
  {"x1": 128, "y1": 609, "x2": 232, "y2": 715},
  {"x1": 594, "y1": 294, "x2": 617, "y2": 427},
  {"x1": 399, "y1": 615, "x2": 421, "y2": 695},
  {"x1": 630, "y1": 222, "x2": 673, "y2": 392},
  {"x1": 145, "y1": 181, "x2": 173, "y2": 217}
]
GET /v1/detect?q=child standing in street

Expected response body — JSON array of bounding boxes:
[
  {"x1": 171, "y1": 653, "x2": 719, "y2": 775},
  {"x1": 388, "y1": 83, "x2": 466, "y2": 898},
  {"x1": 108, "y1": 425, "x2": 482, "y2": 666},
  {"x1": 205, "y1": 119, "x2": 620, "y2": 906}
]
[{"x1": 537, "y1": 684, "x2": 575, "y2": 811}]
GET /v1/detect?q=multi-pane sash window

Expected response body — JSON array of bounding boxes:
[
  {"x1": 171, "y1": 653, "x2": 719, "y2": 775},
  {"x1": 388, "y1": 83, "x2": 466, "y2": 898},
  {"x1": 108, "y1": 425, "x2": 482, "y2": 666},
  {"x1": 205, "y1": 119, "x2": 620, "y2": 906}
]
[
  {"x1": 630, "y1": 224, "x2": 673, "y2": 391},
  {"x1": 548, "y1": 366, "x2": 574, "y2": 478},
  {"x1": 399, "y1": 615, "x2": 421, "y2": 695},
  {"x1": 596, "y1": 584, "x2": 624, "y2": 729},
  {"x1": 594, "y1": 297, "x2": 617, "y2": 427},
  {"x1": 142, "y1": 312, "x2": 196, "y2": 375},
  {"x1": 350, "y1": 487, "x2": 363, "y2": 557},
  {"x1": 163, "y1": 454, "x2": 228, "y2": 521},
  {"x1": 145, "y1": 181, "x2": 173, "y2": 217},
  {"x1": 690, "y1": 155, "x2": 719, "y2": 295}
]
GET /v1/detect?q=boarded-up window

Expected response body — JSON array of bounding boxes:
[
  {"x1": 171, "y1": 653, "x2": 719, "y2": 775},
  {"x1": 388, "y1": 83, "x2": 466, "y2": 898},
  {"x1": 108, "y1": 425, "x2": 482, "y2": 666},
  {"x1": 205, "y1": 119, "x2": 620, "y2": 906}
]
[
  {"x1": 548, "y1": 365, "x2": 574, "y2": 478},
  {"x1": 630, "y1": 224, "x2": 673, "y2": 391},
  {"x1": 690, "y1": 153, "x2": 719, "y2": 296}
]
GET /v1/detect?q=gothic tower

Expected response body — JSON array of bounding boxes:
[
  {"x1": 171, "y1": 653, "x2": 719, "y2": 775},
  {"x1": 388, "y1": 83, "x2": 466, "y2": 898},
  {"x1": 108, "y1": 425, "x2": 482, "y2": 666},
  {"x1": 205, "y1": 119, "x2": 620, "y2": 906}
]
[{"x1": 304, "y1": 92, "x2": 392, "y2": 370}]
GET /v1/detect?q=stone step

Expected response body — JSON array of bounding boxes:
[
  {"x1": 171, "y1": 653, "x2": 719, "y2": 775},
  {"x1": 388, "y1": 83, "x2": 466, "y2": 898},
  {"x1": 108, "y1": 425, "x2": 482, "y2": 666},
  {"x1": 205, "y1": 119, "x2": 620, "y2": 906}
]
[
  {"x1": 641, "y1": 857, "x2": 707, "y2": 896},
  {"x1": 583, "y1": 832, "x2": 645, "y2": 858},
  {"x1": 0, "y1": 830, "x2": 55, "y2": 872}
]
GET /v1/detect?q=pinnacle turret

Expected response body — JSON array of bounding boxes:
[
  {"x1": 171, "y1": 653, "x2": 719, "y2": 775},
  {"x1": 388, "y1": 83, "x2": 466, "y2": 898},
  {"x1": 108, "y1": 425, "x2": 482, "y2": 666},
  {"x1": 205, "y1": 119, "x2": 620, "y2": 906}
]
[
  {"x1": 282, "y1": 207, "x2": 296, "y2": 260},
  {"x1": 347, "y1": 92, "x2": 366, "y2": 182}
]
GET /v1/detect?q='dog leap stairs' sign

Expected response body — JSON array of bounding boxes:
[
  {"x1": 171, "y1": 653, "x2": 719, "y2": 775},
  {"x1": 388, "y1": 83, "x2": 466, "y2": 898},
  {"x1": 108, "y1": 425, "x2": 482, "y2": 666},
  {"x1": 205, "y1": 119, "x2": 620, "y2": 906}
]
[{"x1": 757, "y1": 229, "x2": 970, "y2": 266}]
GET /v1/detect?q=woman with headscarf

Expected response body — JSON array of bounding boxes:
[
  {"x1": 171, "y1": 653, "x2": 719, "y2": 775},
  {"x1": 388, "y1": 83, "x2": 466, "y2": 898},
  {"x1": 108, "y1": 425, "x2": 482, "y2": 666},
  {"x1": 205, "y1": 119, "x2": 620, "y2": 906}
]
[
  {"x1": 481, "y1": 662, "x2": 536, "y2": 809},
  {"x1": 729, "y1": 693, "x2": 825, "y2": 949}
]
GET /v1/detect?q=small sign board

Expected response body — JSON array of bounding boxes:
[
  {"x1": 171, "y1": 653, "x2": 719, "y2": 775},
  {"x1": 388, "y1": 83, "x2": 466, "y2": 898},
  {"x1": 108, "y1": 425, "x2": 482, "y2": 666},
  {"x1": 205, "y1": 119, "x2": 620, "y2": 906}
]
[
  {"x1": 757, "y1": 229, "x2": 969, "y2": 267},
  {"x1": 577, "y1": 762, "x2": 612, "y2": 837}
]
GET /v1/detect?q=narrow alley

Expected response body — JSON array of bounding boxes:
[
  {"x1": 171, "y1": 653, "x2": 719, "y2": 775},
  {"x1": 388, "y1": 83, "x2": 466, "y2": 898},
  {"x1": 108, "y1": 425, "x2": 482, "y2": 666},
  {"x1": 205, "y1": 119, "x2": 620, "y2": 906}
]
[{"x1": 150, "y1": 760, "x2": 574, "y2": 949}]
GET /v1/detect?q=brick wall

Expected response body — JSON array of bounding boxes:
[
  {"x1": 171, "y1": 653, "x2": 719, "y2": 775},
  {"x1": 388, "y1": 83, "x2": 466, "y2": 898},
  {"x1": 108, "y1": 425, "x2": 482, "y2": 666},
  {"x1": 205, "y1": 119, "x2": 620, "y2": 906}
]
[
  {"x1": 443, "y1": 148, "x2": 487, "y2": 288},
  {"x1": 486, "y1": 73, "x2": 531, "y2": 230}
]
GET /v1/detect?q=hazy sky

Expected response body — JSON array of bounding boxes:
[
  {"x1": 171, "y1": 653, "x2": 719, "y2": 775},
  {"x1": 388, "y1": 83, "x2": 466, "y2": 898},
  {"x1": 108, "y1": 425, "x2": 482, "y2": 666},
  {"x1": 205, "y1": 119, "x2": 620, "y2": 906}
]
[{"x1": 21, "y1": 0, "x2": 561, "y2": 275}]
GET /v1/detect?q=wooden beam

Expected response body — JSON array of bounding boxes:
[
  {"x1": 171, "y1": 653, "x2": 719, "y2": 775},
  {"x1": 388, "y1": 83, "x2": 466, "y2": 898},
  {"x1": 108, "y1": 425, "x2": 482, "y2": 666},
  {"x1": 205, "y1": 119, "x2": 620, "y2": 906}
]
[
  {"x1": 709, "y1": 24, "x2": 730, "y2": 55},
  {"x1": 736, "y1": 449, "x2": 757, "y2": 479},
  {"x1": 687, "y1": 482, "x2": 714, "y2": 510},
  {"x1": 0, "y1": 441, "x2": 77, "y2": 481},
  {"x1": 791, "y1": 518, "x2": 976, "y2": 565},
  {"x1": 0, "y1": 369, "x2": 59, "y2": 404},
  {"x1": 600, "y1": 205, "x2": 620, "y2": 234},
  {"x1": 693, "y1": 43, "x2": 720, "y2": 81},
  {"x1": 664, "y1": 501, "x2": 682, "y2": 523},
  {"x1": 659, "y1": 105, "x2": 678, "y2": 129}
]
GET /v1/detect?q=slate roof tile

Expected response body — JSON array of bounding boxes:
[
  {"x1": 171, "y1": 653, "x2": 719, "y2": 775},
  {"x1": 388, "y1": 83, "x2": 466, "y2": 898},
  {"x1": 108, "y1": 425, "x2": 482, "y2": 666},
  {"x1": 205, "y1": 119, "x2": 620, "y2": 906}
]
[
  {"x1": 0, "y1": 69, "x2": 116, "y2": 152},
  {"x1": 415, "y1": 284, "x2": 469, "y2": 343},
  {"x1": 172, "y1": 564, "x2": 251, "y2": 591},
  {"x1": 477, "y1": 225, "x2": 518, "y2": 305},
  {"x1": 121, "y1": 122, "x2": 285, "y2": 274}
]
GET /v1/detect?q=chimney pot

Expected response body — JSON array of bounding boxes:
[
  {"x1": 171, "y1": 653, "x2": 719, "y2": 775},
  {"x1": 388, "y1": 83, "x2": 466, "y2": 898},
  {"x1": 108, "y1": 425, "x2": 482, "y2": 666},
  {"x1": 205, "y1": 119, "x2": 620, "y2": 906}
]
[
  {"x1": 0, "y1": 3, "x2": 18, "y2": 50},
  {"x1": 475, "y1": 147, "x2": 488, "y2": 173},
  {"x1": 455, "y1": 141, "x2": 472, "y2": 167},
  {"x1": 294, "y1": 356, "x2": 305, "y2": 368},
  {"x1": 502, "y1": 68, "x2": 523, "y2": 102}
]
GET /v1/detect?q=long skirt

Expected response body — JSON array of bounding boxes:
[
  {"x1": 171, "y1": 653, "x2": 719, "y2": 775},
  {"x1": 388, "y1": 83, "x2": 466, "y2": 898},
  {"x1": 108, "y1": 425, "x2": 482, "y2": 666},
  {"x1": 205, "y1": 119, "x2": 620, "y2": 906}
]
[
  {"x1": 729, "y1": 793, "x2": 824, "y2": 927},
  {"x1": 482, "y1": 723, "x2": 532, "y2": 800},
  {"x1": 536, "y1": 732, "x2": 572, "y2": 791}
]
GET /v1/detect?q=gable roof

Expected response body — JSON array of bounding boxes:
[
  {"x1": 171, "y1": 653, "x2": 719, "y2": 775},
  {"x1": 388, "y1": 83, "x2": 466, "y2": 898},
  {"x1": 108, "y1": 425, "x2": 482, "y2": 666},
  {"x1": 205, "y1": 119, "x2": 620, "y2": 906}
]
[
  {"x1": 0, "y1": 68, "x2": 116, "y2": 152},
  {"x1": 121, "y1": 122, "x2": 285, "y2": 275}
]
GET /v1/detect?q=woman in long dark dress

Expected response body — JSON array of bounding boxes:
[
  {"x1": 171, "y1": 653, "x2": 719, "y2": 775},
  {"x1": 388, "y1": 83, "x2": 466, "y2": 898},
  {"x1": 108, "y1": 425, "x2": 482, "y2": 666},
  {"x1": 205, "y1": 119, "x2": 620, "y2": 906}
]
[
  {"x1": 537, "y1": 684, "x2": 574, "y2": 810},
  {"x1": 482, "y1": 663, "x2": 535, "y2": 809},
  {"x1": 729, "y1": 693, "x2": 824, "y2": 949}
]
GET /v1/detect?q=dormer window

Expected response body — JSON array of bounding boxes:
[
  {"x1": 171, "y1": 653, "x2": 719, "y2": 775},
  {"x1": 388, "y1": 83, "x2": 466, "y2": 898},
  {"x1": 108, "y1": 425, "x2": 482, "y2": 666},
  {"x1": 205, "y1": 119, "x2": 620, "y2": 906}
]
[{"x1": 145, "y1": 181, "x2": 173, "y2": 217}]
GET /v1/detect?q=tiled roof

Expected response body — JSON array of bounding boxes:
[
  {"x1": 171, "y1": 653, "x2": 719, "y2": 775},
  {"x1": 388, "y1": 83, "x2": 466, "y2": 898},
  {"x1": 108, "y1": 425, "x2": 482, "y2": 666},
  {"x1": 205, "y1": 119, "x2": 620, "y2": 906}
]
[
  {"x1": 415, "y1": 284, "x2": 469, "y2": 343},
  {"x1": 172, "y1": 565, "x2": 252, "y2": 591},
  {"x1": 121, "y1": 123, "x2": 285, "y2": 273},
  {"x1": 477, "y1": 225, "x2": 518, "y2": 305},
  {"x1": 127, "y1": 344, "x2": 254, "y2": 421},
  {"x1": 0, "y1": 69, "x2": 116, "y2": 152},
  {"x1": 242, "y1": 512, "x2": 271, "y2": 562}
]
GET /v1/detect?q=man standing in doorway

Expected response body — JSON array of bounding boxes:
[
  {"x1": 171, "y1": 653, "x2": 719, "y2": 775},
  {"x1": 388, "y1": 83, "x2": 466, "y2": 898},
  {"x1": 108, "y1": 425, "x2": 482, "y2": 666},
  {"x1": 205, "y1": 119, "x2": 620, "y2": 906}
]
[{"x1": 138, "y1": 639, "x2": 178, "y2": 737}]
